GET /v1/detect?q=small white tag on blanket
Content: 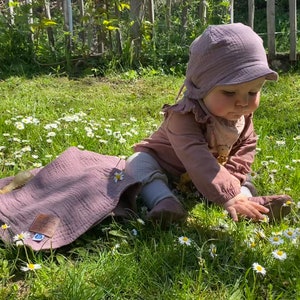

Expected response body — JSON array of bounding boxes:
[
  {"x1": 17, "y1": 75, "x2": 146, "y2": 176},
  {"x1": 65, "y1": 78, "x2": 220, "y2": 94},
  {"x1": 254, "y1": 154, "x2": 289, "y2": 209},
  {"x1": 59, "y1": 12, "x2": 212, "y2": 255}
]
[{"x1": 29, "y1": 213, "x2": 60, "y2": 238}]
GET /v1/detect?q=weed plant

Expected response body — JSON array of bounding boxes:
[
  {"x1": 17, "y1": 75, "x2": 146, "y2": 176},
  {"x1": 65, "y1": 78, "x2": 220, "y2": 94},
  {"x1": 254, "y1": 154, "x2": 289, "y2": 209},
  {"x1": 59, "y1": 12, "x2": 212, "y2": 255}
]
[{"x1": 0, "y1": 73, "x2": 299, "y2": 299}]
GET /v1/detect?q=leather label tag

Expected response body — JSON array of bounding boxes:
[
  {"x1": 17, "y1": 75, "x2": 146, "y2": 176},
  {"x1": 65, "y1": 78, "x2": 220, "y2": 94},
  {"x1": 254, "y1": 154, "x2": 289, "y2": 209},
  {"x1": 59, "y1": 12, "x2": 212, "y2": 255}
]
[{"x1": 29, "y1": 214, "x2": 60, "y2": 237}]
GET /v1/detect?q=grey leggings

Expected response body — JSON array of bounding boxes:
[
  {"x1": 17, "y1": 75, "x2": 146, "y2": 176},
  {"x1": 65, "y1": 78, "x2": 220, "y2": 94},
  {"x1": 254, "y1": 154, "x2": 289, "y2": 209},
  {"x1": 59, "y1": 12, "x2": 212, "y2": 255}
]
[
  {"x1": 125, "y1": 152, "x2": 252, "y2": 209},
  {"x1": 125, "y1": 152, "x2": 177, "y2": 209}
]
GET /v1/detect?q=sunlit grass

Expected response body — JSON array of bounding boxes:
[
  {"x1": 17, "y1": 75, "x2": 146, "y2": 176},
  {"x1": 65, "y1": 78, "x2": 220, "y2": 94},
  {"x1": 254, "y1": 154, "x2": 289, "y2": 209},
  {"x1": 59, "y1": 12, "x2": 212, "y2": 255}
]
[{"x1": 0, "y1": 73, "x2": 299, "y2": 299}]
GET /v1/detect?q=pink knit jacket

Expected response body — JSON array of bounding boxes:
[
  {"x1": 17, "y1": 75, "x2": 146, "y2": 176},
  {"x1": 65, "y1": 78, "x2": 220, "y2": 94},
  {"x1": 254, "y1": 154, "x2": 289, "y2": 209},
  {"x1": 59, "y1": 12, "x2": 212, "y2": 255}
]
[{"x1": 134, "y1": 97, "x2": 257, "y2": 205}]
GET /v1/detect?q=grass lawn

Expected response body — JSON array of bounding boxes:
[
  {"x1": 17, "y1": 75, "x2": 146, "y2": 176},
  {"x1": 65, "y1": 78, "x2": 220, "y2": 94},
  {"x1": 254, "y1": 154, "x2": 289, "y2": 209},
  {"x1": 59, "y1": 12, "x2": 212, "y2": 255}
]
[{"x1": 0, "y1": 72, "x2": 299, "y2": 299}]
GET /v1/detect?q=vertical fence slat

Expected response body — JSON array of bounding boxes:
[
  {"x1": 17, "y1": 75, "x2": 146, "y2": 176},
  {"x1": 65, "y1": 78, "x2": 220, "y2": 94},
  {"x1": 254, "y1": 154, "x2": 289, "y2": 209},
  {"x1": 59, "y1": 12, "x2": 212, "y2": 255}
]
[
  {"x1": 267, "y1": 0, "x2": 276, "y2": 60},
  {"x1": 26, "y1": 0, "x2": 34, "y2": 42},
  {"x1": 289, "y1": 0, "x2": 297, "y2": 61},
  {"x1": 230, "y1": 0, "x2": 234, "y2": 23},
  {"x1": 7, "y1": 0, "x2": 14, "y2": 25},
  {"x1": 198, "y1": 0, "x2": 207, "y2": 25},
  {"x1": 248, "y1": 0, "x2": 254, "y2": 29}
]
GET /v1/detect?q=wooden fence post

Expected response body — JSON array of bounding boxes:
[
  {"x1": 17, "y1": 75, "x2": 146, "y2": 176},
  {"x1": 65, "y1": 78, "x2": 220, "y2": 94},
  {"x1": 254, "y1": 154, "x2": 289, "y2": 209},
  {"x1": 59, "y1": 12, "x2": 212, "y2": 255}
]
[
  {"x1": 230, "y1": 0, "x2": 234, "y2": 23},
  {"x1": 63, "y1": 0, "x2": 73, "y2": 70},
  {"x1": 266, "y1": 0, "x2": 276, "y2": 60},
  {"x1": 289, "y1": 0, "x2": 297, "y2": 61},
  {"x1": 26, "y1": 0, "x2": 34, "y2": 43},
  {"x1": 130, "y1": 0, "x2": 145, "y2": 65},
  {"x1": 148, "y1": 0, "x2": 155, "y2": 41},
  {"x1": 198, "y1": 0, "x2": 208, "y2": 25},
  {"x1": 7, "y1": 0, "x2": 14, "y2": 25},
  {"x1": 248, "y1": 0, "x2": 255, "y2": 29},
  {"x1": 44, "y1": 0, "x2": 55, "y2": 51}
]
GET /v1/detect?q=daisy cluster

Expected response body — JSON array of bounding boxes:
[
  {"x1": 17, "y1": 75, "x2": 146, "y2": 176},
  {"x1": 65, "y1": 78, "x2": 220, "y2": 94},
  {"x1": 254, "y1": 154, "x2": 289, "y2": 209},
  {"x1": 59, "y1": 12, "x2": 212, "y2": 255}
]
[
  {"x1": 246, "y1": 226, "x2": 300, "y2": 276},
  {"x1": 0, "y1": 109, "x2": 159, "y2": 171},
  {"x1": 254, "y1": 135, "x2": 300, "y2": 190},
  {"x1": 0, "y1": 226, "x2": 42, "y2": 272}
]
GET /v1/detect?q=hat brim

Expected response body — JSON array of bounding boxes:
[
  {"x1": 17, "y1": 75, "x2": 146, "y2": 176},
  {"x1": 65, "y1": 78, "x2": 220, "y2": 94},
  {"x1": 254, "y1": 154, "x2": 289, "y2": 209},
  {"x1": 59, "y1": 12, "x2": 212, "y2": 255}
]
[{"x1": 218, "y1": 64, "x2": 278, "y2": 86}]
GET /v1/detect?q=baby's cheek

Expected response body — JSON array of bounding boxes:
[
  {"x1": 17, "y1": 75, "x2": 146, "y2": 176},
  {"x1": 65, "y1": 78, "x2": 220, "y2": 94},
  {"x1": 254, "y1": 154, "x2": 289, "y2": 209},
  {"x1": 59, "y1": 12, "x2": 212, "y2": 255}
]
[
  {"x1": 250, "y1": 97, "x2": 260, "y2": 110},
  {"x1": 213, "y1": 102, "x2": 232, "y2": 115}
]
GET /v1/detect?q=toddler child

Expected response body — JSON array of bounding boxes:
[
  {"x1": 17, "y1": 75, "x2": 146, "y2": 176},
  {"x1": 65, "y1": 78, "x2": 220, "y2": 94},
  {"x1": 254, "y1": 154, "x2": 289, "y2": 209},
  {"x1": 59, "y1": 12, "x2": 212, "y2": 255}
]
[{"x1": 125, "y1": 23, "x2": 291, "y2": 224}]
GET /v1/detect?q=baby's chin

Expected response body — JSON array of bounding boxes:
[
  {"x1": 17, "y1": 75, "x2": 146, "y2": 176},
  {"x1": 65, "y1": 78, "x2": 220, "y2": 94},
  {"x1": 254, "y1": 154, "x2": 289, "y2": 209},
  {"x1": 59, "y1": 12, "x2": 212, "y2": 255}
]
[{"x1": 222, "y1": 113, "x2": 244, "y2": 121}]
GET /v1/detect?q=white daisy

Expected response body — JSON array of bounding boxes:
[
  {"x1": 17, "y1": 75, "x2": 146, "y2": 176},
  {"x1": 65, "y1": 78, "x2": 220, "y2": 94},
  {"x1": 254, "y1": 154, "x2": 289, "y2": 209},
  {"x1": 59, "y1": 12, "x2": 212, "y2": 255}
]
[
  {"x1": 178, "y1": 236, "x2": 191, "y2": 246},
  {"x1": 209, "y1": 244, "x2": 217, "y2": 258},
  {"x1": 283, "y1": 228, "x2": 297, "y2": 239},
  {"x1": 272, "y1": 250, "x2": 287, "y2": 261},
  {"x1": 20, "y1": 263, "x2": 42, "y2": 272},
  {"x1": 252, "y1": 263, "x2": 266, "y2": 276},
  {"x1": 13, "y1": 231, "x2": 31, "y2": 242},
  {"x1": 269, "y1": 236, "x2": 284, "y2": 245},
  {"x1": 113, "y1": 171, "x2": 124, "y2": 183}
]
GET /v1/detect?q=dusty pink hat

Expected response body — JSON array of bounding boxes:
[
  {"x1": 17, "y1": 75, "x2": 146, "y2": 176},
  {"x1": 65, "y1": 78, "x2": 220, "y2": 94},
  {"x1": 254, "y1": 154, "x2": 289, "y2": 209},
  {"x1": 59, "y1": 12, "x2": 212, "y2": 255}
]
[{"x1": 184, "y1": 23, "x2": 278, "y2": 100}]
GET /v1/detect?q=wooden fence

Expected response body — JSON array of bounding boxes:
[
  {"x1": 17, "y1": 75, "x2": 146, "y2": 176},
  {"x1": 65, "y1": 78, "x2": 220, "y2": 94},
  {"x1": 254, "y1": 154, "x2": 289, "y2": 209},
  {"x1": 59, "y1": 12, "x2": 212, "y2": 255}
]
[
  {"x1": 2, "y1": 0, "x2": 299, "y2": 63},
  {"x1": 214, "y1": 0, "x2": 298, "y2": 61}
]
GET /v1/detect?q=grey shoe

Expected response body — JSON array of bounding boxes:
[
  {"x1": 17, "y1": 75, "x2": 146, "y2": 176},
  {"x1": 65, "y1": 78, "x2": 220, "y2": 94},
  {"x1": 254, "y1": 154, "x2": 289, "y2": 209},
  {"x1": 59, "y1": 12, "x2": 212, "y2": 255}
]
[{"x1": 147, "y1": 197, "x2": 187, "y2": 226}]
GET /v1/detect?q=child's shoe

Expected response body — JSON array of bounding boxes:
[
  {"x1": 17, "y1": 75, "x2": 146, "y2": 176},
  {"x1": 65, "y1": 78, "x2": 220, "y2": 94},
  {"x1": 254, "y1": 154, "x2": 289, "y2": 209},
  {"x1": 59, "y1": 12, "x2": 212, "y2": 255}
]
[
  {"x1": 248, "y1": 195, "x2": 292, "y2": 221},
  {"x1": 147, "y1": 197, "x2": 187, "y2": 226}
]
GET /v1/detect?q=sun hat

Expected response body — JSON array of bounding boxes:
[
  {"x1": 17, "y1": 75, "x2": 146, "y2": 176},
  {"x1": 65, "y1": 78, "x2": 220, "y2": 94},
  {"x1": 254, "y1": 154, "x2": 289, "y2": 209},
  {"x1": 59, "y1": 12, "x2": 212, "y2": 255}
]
[{"x1": 184, "y1": 23, "x2": 278, "y2": 100}]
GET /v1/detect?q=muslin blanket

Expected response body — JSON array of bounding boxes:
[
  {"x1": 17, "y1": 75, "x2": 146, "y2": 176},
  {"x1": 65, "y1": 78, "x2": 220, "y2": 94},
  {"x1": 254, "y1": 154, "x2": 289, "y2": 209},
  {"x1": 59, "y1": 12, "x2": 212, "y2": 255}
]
[{"x1": 0, "y1": 147, "x2": 141, "y2": 250}]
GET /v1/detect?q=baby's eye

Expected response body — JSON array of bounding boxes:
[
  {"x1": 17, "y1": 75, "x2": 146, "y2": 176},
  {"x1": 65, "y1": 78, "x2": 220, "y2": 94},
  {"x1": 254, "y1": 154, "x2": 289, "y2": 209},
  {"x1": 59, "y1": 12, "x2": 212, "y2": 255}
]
[
  {"x1": 249, "y1": 91, "x2": 259, "y2": 96},
  {"x1": 222, "y1": 91, "x2": 235, "y2": 96}
]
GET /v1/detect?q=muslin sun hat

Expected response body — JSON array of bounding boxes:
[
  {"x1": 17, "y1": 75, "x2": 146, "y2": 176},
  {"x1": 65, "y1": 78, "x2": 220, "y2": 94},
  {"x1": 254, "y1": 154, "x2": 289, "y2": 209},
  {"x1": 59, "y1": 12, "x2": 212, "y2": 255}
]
[{"x1": 184, "y1": 23, "x2": 278, "y2": 100}]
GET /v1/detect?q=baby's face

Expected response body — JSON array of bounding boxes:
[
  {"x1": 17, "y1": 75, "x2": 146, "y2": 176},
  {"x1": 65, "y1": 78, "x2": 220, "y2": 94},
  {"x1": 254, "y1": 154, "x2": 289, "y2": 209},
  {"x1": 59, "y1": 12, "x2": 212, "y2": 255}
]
[{"x1": 203, "y1": 77, "x2": 266, "y2": 121}]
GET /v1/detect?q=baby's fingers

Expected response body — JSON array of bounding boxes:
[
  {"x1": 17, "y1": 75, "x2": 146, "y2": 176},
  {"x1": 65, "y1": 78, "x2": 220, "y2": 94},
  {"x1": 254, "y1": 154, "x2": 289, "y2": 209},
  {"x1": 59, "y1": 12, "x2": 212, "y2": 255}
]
[
  {"x1": 226, "y1": 206, "x2": 239, "y2": 222},
  {"x1": 248, "y1": 202, "x2": 269, "y2": 214}
]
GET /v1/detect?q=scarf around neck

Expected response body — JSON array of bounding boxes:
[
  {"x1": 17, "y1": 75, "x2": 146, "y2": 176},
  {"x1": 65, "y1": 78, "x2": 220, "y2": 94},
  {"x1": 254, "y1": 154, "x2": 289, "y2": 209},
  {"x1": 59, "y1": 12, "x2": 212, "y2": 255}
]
[{"x1": 198, "y1": 100, "x2": 245, "y2": 165}]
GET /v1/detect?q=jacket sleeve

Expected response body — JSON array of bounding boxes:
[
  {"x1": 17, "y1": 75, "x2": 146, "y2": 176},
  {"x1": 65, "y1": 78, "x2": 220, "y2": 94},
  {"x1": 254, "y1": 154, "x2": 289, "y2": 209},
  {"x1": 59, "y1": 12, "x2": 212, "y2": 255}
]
[
  {"x1": 225, "y1": 115, "x2": 257, "y2": 183},
  {"x1": 164, "y1": 111, "x2": 241, "y2": 205}
]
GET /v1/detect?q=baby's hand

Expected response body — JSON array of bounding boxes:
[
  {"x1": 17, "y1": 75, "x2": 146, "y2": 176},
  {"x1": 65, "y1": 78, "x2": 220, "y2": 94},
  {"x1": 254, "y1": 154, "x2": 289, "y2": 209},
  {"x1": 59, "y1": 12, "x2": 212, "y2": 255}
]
[{"x1": 223, "y1": 193, "x2": 269, "y2": 222}]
